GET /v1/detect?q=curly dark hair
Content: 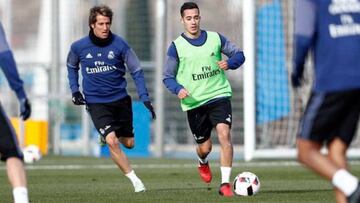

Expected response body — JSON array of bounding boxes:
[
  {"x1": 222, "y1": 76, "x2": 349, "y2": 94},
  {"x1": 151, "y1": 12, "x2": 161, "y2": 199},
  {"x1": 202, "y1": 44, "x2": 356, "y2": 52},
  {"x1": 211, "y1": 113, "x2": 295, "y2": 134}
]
[{"x1": 88, "y1": 5, "x2": 113, "y2": 28}]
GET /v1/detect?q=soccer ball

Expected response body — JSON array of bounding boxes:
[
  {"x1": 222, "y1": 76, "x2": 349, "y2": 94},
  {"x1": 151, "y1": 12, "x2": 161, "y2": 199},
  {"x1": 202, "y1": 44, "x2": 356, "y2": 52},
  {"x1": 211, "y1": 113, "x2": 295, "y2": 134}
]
[
  {"x1": 23, "y1": 145, "x2": 42, "y2": 164},
  {"x1": 233, "y1": 171, "x2": 260, "y2": 196}
]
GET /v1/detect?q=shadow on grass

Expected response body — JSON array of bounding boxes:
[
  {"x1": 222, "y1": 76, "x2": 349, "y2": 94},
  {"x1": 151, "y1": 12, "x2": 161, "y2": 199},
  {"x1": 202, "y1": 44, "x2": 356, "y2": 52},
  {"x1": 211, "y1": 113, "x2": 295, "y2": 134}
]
[
  {"x1": 150, "y1": 185, "x2": 215, "y2": 192},
  {"x1": 261, "y1": 188, "x2": 331, "y2": 194},
  {"x1": 149, "y1": 187, "x2": 331, "y2": 195}
]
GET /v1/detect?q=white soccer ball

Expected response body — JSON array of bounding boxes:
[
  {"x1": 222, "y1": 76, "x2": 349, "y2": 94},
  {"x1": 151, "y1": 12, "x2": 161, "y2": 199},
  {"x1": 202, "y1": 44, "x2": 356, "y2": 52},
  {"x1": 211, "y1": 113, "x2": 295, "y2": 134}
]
[
  {"x1": 23, "y1": 145, "x2": 42, "y2": 164},
  {"x1": 233, "y1": 171, "x2": 260, "y2": 196}
]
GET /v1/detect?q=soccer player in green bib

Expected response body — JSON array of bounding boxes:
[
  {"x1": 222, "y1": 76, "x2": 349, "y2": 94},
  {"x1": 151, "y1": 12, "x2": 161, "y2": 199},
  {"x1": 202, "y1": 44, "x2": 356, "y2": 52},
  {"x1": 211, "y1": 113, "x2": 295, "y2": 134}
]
[{"x1": 163, "y1": 2, "x2": 245, "y2": 196}]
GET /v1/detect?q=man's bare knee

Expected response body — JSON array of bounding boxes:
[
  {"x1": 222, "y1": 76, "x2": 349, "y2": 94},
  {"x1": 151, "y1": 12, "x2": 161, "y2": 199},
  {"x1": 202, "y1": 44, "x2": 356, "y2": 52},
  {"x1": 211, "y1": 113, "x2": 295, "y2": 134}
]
[
  {"x1": 123, "y1": 142, "x2": 134, "y2": 149},
  {"x1": 197, "y1": 140, "x2": 212, "y2": 158},
  {"x1": 119, "y1": 137, "x2": 134, "y2": 149},
  {"x1": 297, "y1": 138, "x2": 322, "y2": 164},
  {"x1": 199, "y1": 145, "x2": 211, "y2": 155}
]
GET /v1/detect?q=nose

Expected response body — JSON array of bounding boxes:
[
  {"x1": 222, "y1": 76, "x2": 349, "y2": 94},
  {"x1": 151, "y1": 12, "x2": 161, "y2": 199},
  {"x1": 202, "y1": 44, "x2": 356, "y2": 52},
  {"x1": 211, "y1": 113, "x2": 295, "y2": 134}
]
[{"x1": 102, "y1": 24, "x2": 109, "y2": 30}]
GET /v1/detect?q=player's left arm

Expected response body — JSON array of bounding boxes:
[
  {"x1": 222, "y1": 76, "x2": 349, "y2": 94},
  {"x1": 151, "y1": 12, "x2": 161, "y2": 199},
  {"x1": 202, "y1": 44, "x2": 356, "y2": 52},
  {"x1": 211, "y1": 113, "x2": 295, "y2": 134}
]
[
  {"x1": 0, "y1": 24, "x2": 30, "y2": 120},
  {"x1": 0, "y1": 50, "x2": 26, "y2": 100},
  {"x1": 124, "y1": 48, "x2": 156, "y2": 119},
  {"x1": 0, "y1": 23, "x2": 26, "y2": 100},
  {"x1": 0, "y1": 51, "x2": 31, "y2": 120},
  {"x1": 124, "y1": 48, "x2": 150, "y2": 102},
  {"x1": 218, "y1": 33, "x2": 245, "y2": 70}
]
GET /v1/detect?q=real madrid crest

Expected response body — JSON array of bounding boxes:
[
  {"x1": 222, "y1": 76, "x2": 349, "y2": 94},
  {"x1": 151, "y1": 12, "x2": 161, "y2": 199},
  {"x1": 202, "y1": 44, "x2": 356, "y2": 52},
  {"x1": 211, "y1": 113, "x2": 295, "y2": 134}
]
[{"x1": 108, "y1": 51, "x2": 115, "y2": 59}]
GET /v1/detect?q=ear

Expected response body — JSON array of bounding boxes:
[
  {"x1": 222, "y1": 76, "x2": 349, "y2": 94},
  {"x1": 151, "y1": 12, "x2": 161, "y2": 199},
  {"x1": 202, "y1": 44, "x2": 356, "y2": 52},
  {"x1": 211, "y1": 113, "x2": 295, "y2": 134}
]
[
  {"x1": 180, "y1": 17, "x2": 184, "y2": 24},
  {"x1": 91, "y1": 23, "x2": 95, "y2": 29}
]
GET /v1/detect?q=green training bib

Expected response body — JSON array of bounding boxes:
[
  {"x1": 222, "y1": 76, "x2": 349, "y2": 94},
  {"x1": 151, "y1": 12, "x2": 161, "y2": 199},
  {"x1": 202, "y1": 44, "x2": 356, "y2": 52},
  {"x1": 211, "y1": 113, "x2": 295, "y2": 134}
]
[{"x1": 174, "y1": 31, "x2": 232, "y2": 111}]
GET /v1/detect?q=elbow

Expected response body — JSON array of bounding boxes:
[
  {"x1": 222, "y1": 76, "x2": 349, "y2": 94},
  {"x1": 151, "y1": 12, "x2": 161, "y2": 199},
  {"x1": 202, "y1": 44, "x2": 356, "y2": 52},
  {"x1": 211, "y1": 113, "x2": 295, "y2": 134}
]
[{"x1": 162, "y1": 77, "x2": 173, "y2": 85}]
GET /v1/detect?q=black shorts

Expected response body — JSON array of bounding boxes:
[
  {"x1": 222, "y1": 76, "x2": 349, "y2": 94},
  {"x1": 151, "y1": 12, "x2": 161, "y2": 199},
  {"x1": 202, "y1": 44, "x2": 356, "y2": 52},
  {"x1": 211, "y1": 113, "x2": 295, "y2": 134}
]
[
  {"x1": 187, "y1": 98, "x2": 232, "y2": 144},
  {"x1": 87, "y1": 95, "x2": 134, "y2": 139},
  {"x1": 0, "y1": 104, "x2": 23, "y2": 162},
  {"x1": 298, "y1": 89, "x2": 360, "y2": 146}
]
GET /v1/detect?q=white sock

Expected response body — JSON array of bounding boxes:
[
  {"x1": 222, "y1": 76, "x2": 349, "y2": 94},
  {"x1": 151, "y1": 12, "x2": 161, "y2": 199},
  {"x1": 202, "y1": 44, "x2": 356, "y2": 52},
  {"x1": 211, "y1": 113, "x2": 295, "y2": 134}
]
[
  {"x1": 221, "y1": 166, "x2": 232, "y2": 184},
  {"x1": 332, "y1": 169, "x2": 358, "y2": 196},
  {"x1": 198, "y1": 157, "x2": 208, "y2": 164},
  {"x1": 13, "y1": 187, "x2": 29, "y2": 203},
  {"x1": 125, "y1": 170, "x2": 141, "y2": 184}
]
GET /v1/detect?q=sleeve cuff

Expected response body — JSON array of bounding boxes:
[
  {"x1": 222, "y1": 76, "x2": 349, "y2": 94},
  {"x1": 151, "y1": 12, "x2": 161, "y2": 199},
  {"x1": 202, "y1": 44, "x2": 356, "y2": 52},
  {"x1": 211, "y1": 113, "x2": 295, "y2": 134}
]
[
  {"x1": 175, "y1": 85, "x2": 184, "y2": 95},
  {"x1": 227, "y1": 60, "x2": 236, "y2": 70}
]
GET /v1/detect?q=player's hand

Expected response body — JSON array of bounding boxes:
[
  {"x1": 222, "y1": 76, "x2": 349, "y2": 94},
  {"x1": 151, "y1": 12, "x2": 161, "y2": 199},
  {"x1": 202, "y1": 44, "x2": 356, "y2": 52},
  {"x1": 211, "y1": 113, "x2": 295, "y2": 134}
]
[
  {"x1": 72, "y1": 91, "x2": 86, "y2": 105},
  {"x1": 143, "y1": 101, "x2": 156, "y2": 120},
  {"x1": 177, "y1": 88, "x2": 189, "y2": 99},
  {"x1": 217, "y1": 60, "x2": 229, "y2": 70},
  {"x1": 20, "y1": 98, "x2": 31, "y2": 120},
  {"x1": 291, "y1": 73, "x2": 302, "y2": 88}
]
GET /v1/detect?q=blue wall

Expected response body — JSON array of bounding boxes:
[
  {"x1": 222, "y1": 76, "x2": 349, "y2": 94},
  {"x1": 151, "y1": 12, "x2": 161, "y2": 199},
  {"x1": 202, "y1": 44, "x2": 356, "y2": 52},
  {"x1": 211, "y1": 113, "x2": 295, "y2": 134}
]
[{"x1": 100, "y1": 102, "x2": 150, "y2": 157}]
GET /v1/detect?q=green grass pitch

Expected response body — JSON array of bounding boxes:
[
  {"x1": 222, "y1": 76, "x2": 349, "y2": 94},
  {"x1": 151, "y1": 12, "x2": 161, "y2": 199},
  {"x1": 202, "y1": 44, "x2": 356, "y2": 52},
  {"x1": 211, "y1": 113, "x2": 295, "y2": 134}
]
[{"x1": 1, "y1": 156, "x2": 360, "y2": 203}]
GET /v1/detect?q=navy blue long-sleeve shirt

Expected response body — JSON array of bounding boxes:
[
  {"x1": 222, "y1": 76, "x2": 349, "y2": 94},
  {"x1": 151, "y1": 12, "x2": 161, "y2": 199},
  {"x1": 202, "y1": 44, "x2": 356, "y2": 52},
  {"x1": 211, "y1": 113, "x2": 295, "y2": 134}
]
[
  {"x1": 163, "y1": 30, "x2": 245, "y2": 95},
  {"x1": 0, "y1": 22, "x2": 26, "y2": 100},
  {"x1": 66, "y1": 34, "x2": 150, "y2": 103},
  {"x1": 294, "y1": 0, "x2": 360, "y2": 92}
]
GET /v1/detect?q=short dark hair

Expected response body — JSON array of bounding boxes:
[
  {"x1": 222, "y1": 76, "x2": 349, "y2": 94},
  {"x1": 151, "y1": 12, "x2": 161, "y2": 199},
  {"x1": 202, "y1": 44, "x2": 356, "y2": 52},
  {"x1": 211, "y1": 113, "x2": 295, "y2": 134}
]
[
  {"x1": 89, "y1": 5, "x2": 113, "y2": 28},
  {"x1": 180, "y1": 2, "x2": 199, "y2": 17}
]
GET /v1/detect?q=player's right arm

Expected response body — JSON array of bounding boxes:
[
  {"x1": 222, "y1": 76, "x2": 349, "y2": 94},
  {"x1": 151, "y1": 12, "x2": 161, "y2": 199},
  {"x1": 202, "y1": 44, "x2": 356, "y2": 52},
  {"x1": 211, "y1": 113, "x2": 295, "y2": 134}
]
[
  {"x1": 162, "y1": 42, "x2": 188, "y2": 99},
  {"x1": 292, "y1": 0, "x2": 316, "y2": 87},
  {"x1": 66, "y1": 45, "x2": 85, "y2": 105},
  {"x1": 66, "y1": 45, "x2": 80, "y2": 93}
]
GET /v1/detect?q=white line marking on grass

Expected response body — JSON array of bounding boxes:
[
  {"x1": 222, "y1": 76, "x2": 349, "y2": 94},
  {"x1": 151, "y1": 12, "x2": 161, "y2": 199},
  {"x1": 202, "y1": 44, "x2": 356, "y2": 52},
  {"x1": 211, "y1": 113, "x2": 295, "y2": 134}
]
[{"x1": 1, "y1": 160, "x2": 360, "y2": 170}]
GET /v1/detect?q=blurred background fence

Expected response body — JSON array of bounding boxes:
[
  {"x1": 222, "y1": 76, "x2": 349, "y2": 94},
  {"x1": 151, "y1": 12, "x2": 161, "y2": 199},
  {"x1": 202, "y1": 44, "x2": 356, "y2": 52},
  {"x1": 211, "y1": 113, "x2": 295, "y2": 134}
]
[{"x1": 0, "y1": 0, "x2": 359, "y2": 160}]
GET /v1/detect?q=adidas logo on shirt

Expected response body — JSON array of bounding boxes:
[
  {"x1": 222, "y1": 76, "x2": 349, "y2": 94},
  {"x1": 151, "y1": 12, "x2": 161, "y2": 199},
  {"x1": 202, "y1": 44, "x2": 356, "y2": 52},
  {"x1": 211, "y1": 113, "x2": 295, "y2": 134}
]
[{"x1": 86, "y1": 53, "x2": 93, "y2": 58}]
